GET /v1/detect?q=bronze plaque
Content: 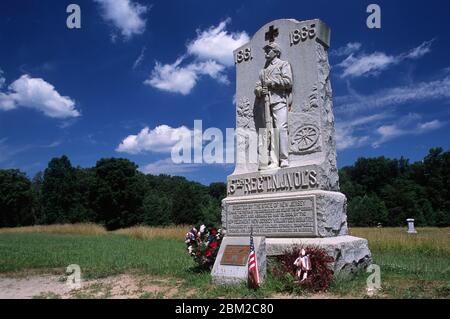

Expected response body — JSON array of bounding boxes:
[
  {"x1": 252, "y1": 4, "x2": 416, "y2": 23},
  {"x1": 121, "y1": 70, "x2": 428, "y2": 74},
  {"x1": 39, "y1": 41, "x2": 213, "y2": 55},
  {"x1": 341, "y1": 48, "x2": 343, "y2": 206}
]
[{"x1": 220, "y1": 245, "x2": 250, "y2": 266}]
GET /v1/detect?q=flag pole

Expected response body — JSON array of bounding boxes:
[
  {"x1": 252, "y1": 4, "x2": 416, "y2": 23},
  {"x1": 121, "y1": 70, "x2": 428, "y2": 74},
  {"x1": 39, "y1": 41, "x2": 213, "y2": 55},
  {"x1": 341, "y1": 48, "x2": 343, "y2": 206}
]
[{"x1": 248, "y1": 225, "x2": 260, "y2": 289}]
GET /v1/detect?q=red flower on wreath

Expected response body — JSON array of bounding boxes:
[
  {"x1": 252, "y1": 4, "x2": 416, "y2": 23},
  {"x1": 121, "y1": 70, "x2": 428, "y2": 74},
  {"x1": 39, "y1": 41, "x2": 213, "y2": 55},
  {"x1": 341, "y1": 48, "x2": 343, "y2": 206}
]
[
  {"x1": 185, "y1": 224, "x2": 223, "y2": 270},
  {"x1": 209, "y1": 241, "x2": 218, "y2": 249}
]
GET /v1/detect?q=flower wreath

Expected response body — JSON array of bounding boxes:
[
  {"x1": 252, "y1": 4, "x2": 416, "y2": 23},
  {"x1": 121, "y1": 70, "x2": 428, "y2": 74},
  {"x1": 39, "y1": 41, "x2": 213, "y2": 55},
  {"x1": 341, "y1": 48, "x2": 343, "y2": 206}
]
[{"x1": 185, "y1": 224, "x2": 224, "y2": 270}]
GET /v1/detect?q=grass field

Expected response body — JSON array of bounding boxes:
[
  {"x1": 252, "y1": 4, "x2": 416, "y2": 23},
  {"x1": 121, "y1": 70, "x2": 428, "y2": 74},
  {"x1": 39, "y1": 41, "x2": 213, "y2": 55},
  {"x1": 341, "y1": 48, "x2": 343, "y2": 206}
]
[{"x1": 0, "y1": 224, "x2": 449, "y2": 298}]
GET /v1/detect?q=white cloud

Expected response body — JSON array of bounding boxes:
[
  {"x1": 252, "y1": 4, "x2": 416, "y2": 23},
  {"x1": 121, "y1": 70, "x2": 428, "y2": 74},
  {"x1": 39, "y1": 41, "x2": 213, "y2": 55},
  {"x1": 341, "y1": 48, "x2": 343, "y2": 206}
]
[
  {"x1": 338, "y1": 52, "x2": 395, "y2": 78},
  {"x1": 44, "y1": 140, "x2": 62, "y2": 148},
  {"x1": 147, "y1": 19, "x2": 247, "y2": 95},
  {"x1": 335, "y1": 113, "x2": 389, "y2": 150},
  {"x1": 372, "y1": 114, "x2": 444, "y2": 147},
  {"x1": 145, "y1": 58, "x2": 196, "y2": 95},
  {"x1": 140, "y1": 157, "x2": 202, "y2": 175},
  {"x1": 199, "y1": 60, "x2": 229, "y2": 84},
  {"x1": 336, "y1": 128, "x2": 368, "y2": 151},
  {"x1": 94, "y1": 0, "x2": 148, "y2": 40},
  {"x1": 335, "y1": 112, "x2": 445, "y2": 150},
  {"x1": 0, "y1": 138, "x2": 62, "y2": 164},
  {"x1": 116, "y1": 124, "x2": 192, "y2": 154},
  {"x1": 132, "y1": 46, "x2": 146, "y2": 69},
  {"x1": 337, "y1": 40, "x2": 434, "y2": 78},
  {"x1": 0, "y1": 138, "x2": 36, "y2": 165},
  {"x1": 418, "y1": 119, "x2": 442, "y2": 131},
  {"x1": 0, "y1": 75, "x2": 80, "y2": 118},
  {"x1": 0, "y1": 69, "x2": 5, "y2": 89},
  {"x1": 145, "y1": 58, "x2": 227, "y2": 95},
  {"x1": 0, "y1": 93, "x2": 16, "y2": 111},
  {"x1": 374, "y1": 125, "x2": 404, "y2": 144},
  {"x1": 58, "y1": 118, "x2": 79, "y2": 129},
  {"x1": 187, "y1": 19, "x2": 250, "y2": 66},
  {"x1": 331, "y1": 42, "x2": 362, "y2": 57},
  {"x1": 403, "y1": 40, "x2": 434, "y2": 59},
  {"x1": 335, "y1": 76, "x2": 450, "y2": 114}
]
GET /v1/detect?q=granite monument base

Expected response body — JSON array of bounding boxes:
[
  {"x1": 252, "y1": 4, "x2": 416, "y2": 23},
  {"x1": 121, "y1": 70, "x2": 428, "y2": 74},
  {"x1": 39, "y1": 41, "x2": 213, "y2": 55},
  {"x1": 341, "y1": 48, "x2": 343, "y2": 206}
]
[
  {"x1": 222, "y1": 190, "x2": 348, "y2": 238},
  {"x1": 266, "y1": 235, "x2": 372, "y2": 275},
  {"x1": 211, "y1": 236, "x2": 266, "y2": 285}
]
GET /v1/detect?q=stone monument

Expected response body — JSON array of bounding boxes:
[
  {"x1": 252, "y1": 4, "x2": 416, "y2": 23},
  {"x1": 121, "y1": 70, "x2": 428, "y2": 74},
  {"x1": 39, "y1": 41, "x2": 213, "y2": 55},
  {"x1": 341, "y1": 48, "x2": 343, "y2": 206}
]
[
  {"x1": 406, "y1": 218, "x2": 417, "y2": 234},
  {"x1": 213, "y1": 19, "x2": 371, "y2": 284}
]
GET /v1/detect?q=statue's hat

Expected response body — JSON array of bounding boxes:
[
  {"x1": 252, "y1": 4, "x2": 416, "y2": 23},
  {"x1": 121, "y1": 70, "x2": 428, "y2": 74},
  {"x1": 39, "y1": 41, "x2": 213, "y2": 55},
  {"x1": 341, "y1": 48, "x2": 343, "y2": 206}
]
[{"x1": 263, "y1": 42, "x2": 281, "y2": 53}]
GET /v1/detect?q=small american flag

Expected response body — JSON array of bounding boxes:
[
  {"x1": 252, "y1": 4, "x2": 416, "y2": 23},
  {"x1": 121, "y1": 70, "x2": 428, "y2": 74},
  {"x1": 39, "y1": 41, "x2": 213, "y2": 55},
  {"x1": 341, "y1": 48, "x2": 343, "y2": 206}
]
[
  {"x1": 247, "y1": 228, "x2": 260, "y2": 288},
  {"x1": 302, "y1": 254, "x2": 311, "y2": 271}
]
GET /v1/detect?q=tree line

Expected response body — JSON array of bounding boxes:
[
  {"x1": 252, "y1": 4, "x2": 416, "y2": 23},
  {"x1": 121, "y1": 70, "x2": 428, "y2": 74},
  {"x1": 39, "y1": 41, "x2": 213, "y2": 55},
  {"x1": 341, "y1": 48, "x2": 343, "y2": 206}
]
[
  {"x1": 0, "y1": 147, "x2": 448, "y2": 229},
  {"x1": 0, "y1": 156, "x2": 226, "y2": 230},
  {"x1": 341, "y1": 147, "x2": 450, "y2": 227}
]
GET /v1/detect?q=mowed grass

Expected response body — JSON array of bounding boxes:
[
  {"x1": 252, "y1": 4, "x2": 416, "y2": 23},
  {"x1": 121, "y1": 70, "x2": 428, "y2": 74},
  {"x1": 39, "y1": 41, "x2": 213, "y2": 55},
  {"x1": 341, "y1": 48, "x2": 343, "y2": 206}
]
[
  {"x1": 0, "y1": 224, "x2": 449, "y2": 298},
  {"x1": 0, "y1": 232, "x2": 194, "y2": 279}
]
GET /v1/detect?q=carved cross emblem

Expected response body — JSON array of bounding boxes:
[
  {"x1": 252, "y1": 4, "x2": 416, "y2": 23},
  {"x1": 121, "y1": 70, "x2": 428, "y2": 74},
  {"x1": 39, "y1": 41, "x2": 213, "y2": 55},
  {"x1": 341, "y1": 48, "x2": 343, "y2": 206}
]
[{"x1": 265, "y1": 25, "x2": 279, "y2": 42}]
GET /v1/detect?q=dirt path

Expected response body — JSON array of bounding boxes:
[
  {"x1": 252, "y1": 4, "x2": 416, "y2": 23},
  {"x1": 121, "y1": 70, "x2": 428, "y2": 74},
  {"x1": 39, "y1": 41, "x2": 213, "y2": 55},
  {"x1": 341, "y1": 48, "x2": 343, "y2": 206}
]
[
  {"x1": 0, "y1": 272, "x2": 358, "y2": 299},
  {"x1": 0, "y1": 274, "x2": 70, "y2": 299},
  {"x1": 0, "y1": 273, "x2": 186, "y2": 299}
]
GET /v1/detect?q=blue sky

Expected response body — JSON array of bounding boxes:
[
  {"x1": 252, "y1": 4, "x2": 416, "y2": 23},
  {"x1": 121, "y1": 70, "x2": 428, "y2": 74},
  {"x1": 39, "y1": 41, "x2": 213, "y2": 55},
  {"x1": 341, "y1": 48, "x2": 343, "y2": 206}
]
[{"x1": 1, "y1": 0, "x2": 450, "y2": 185}]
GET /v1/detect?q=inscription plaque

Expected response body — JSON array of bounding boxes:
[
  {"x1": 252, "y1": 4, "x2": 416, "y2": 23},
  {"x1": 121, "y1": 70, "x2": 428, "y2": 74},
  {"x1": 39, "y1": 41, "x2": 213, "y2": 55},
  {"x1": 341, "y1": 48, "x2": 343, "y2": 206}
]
[
  {"x1": 226, "y1": 195, "x2": 317, "y2": 237},
  {"x1": 220, "y1": 245, "x2": 250, "y2": 266}
]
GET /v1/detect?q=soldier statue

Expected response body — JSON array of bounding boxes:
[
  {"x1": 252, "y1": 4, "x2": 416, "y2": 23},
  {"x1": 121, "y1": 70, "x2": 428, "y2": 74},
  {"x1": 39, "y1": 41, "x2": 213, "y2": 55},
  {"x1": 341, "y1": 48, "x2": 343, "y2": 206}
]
[{"x1": 254, "y1": 42, "x2": 293, "y2": 170}]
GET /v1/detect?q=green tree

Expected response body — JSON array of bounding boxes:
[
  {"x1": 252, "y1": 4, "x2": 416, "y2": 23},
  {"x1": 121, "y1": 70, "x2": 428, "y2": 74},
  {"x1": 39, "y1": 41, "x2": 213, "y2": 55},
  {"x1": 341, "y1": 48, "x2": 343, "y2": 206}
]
[
  {"x1": 346, "y1": 156, "x2": 400, "y2": 194},
  {"x1": 410, "y1": 148, "x2": 450, "y2": 225},
  {"x1": 170, "y1": 182, "x2": 205, "y2": 225},
  {"x1": 0, "y1": 169, "x2": 36, "y2": 227},
  {"x1": 141, "y1": 192, "x2": 172, "y2": 226},
  {"x1": 339, "y1": 169, "x2": 365, "y2": 201},
  {"x1": 200, "y1": 195, "x2": 222, "y2": 227},
  {"x1": 31, "y1": 171, "x2": 44, "y2": 223},
  {"x1": 208, "y1": 182, "x2": 227, "y2": 201},
  {"x1": 347, "y1": 194, "x2": 389, "y2": 227},
  {"x1": 91, "y1": 158, "x2": 144, "y2": 230},
  {"x1": 380, "y1": 179, "x2": 432, "y2": 226},
  {"x1": 69, "y1": 168, "x2": 96, "y2": 223},
  {"x1": 41, "y1": 155, "x2": 78, "y2": 223}
]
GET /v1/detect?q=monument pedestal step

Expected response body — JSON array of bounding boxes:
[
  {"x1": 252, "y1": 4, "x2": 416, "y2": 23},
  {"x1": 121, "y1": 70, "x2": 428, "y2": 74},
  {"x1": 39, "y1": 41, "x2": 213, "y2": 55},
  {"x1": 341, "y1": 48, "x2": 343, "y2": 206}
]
[
  {"x1": 266, "y1": 235, "x2": 372, "y2": 275},
  {"x1": 212, "y1": 236, "x2": 266, "y2": 285}
]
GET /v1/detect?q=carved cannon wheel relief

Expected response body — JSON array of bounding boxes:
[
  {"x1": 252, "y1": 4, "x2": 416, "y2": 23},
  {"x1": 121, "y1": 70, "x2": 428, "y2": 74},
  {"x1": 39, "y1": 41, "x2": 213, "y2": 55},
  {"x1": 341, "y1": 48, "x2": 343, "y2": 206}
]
[{"x1": 291, "y1": 124, "x2": 319, "y2": 151}]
